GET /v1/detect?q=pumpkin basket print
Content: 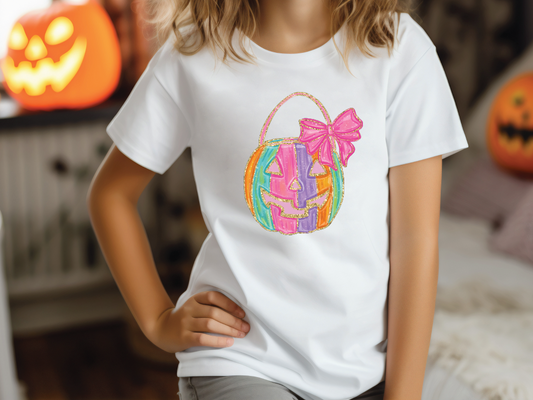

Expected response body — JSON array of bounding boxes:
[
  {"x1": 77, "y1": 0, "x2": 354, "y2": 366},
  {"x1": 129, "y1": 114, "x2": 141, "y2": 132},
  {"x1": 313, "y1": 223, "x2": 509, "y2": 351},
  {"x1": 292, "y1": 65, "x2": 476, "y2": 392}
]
[{"x1": 244, "y1": 92, "x2": 363, "y2": 235}]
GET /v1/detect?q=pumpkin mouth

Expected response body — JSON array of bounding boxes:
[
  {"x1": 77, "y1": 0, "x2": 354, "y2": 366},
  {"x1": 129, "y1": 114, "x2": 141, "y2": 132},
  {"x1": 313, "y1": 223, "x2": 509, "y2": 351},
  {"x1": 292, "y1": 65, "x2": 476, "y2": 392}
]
[
  {"x1": 497, "y1": 122, "x2": 533, "y2": 155},
  {"x1": 260, "y1": 187, "x2": 330, "y2": 219},
  {"x1": 1, "y1": 36, "x2": 87, "y2": 96},
  {"x1": 498, "y1": 123, "x2": 533, "y2": 143}
]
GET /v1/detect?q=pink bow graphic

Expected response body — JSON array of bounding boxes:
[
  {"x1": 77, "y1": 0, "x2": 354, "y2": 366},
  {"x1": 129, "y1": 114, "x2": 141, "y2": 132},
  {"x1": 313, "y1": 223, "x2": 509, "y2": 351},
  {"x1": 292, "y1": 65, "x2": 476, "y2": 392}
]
[{"x1": 298, "y1": 108, "x2": 362, "y2": 170}]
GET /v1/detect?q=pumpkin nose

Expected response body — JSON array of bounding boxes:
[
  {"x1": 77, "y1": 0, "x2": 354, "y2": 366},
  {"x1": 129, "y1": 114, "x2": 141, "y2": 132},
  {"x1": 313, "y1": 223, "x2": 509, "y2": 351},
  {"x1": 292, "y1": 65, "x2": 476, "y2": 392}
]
[
  {"x1": 289, "y1": 178, "x2": 302, "y2": 191},
  {"x1": 25, "y1": 35, "x2": 47, "y2": 60}
]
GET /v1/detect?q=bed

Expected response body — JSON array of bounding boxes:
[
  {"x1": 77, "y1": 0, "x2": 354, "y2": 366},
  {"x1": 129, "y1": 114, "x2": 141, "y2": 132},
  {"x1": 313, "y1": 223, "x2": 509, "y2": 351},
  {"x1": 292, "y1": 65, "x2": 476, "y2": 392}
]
[
  {"x1": 422, "y1": 206, "x2": 533, "y2": 400},
  {"x1": 420, "y1": 39, "x2": 533, "y2": 398}
]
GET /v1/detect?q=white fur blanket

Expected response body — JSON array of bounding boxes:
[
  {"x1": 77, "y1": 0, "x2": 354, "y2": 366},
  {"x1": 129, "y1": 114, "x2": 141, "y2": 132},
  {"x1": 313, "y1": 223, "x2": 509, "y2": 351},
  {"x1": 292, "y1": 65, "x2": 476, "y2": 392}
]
[{"x1": 428, "y1": 277, "x2": 533, "y2": 400}]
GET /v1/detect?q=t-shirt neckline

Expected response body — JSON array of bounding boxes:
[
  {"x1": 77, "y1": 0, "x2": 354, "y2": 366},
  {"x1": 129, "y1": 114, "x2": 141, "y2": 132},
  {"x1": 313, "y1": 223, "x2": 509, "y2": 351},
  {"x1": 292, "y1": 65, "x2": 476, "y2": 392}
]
[{"x1": 240, "y1": 25, "x2": 345, "y2": 67}]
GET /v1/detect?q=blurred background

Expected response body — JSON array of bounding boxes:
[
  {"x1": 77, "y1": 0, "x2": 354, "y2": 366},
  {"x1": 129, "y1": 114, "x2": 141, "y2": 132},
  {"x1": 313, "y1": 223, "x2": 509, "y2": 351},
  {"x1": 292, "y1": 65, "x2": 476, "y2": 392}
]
[{"x1": 0, "y1": 0, "x2": 532, "y2": 399}]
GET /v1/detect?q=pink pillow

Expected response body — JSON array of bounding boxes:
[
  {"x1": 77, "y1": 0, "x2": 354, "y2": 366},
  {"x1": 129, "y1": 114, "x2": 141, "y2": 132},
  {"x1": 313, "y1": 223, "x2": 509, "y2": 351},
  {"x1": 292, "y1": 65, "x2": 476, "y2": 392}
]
[
  {"x1": 489, "y1": 186, "x2": 533, "y2": 265},
  {"x1": 441, "y1": 158, "x2": 532, "y2": 229}
]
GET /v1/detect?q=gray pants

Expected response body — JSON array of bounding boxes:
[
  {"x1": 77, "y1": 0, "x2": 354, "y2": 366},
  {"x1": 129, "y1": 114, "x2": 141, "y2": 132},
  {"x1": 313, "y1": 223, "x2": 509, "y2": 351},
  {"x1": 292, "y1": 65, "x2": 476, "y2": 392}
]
[{"x1": 178, "y1": 375, "x2": 385, "y2": 400}]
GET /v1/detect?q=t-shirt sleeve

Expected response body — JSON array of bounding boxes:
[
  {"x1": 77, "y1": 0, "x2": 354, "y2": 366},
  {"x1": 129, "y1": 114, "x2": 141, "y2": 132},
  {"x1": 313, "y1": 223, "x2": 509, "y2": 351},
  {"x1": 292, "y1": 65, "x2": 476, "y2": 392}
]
[
  {"x1": 385, "y1": 45, "x2": 469, "y2": 168},
  {"x1": 106, "y1": 40, "x2": 192, "y2": 175}
]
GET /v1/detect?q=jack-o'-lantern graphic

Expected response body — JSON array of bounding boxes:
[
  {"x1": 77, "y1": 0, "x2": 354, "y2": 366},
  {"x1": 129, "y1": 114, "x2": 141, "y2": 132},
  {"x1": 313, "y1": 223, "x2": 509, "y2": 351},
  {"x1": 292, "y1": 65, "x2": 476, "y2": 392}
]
[
  {"x1": 1, "y1": 0, "x2": 121, "y2": 110},
  {"x1": 487, "y1": 73, "x2": 533, "y2": 175},
  {"x1": 244, "y1": 92, "x2": 363, "y2": 235}
]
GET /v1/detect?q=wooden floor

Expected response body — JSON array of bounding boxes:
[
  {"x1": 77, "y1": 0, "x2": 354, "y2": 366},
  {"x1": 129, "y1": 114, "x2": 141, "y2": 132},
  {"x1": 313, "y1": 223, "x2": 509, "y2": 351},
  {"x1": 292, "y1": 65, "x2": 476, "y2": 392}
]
[{"x1": 13, "y1": 320, "x2": 181, "y2": 400}]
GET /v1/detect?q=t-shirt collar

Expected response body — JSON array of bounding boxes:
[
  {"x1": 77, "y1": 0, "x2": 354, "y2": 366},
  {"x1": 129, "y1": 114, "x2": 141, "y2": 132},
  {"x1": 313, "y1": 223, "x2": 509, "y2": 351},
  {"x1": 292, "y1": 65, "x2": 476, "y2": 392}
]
[{"x1": 235, "y1": 24, "x2": 346, "y2": 68}]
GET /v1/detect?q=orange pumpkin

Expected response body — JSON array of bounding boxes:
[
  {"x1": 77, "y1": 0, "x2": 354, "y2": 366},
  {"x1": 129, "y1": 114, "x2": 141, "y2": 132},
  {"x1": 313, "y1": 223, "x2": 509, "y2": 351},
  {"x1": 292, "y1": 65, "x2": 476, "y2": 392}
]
[
  {"x1": 487, "y1": 73, "x2": 533, "y2": 176},
  {"x1": 1, "y1": 0, "x2": 121, "y2": 110}
]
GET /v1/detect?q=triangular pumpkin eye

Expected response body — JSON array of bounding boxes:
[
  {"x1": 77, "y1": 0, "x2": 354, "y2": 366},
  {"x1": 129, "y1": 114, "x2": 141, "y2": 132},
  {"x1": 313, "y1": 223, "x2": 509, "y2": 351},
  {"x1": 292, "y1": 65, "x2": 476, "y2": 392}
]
[
  {"x1": 309, "y1": 160, "x2": 327, "y2": 176},
  {"x1": 8, "y1": 23, "x2": 28, "y2": 50},
  {"x1": 266, "y1": 158, "x2": 282, "y2": 175},
  {"x1": 45, "y1": 17, "x2": 74, "y2": 45}
]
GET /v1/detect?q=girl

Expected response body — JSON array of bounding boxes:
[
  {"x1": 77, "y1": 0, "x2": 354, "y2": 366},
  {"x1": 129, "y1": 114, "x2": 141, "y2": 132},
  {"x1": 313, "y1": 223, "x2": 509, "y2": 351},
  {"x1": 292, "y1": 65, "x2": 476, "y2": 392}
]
[{"x1": 87, "y1": 0, "x2": 468, "y2": 399}]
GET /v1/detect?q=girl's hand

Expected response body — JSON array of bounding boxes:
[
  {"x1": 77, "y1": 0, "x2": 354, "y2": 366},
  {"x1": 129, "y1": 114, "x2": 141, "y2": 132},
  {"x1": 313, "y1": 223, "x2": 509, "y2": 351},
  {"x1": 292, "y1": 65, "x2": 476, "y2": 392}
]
[{"x1": 147, "y1": 291, "x2": 251, "y2": 353}]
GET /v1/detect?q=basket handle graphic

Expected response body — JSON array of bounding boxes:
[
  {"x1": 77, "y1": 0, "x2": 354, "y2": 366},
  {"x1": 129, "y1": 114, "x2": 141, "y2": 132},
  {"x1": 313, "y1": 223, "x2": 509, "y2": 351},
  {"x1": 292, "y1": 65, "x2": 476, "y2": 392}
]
[{"x1": 259, "y1": 92, "x2": 331, "y2": 145}]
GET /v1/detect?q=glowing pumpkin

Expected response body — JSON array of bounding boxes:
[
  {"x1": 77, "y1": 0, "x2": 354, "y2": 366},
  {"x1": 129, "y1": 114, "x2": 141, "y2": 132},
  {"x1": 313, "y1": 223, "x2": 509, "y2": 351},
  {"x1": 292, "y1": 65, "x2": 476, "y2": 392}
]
[
  {"x1": 244, "y1": 92, "x2": 363, "y2": 235},
  {"x1": 487, "y1": 73, "x2": 533, "y2": 175},
  {"x1": 1, "y1": 0, "x2": 121, "y2": 110}
]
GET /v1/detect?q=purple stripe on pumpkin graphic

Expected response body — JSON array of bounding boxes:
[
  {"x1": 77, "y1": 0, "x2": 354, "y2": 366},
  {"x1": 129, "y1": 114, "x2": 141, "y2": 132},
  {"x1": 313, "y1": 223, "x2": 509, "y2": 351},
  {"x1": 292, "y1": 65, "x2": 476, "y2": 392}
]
[{"x1": 296, "y1": 143, "x2": 318, "y2": 233}]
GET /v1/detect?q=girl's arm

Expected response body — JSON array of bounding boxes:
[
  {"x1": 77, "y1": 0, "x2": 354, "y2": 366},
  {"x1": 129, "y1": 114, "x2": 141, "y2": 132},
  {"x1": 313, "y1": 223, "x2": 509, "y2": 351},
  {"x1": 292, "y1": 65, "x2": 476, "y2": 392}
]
[
  {"x1": 87, "y1": 145, "x2": 249, "y2": 352},
  {"x1": 87, "y1": 144, "x2": 174, "y2": 338},
  {"x1": 383, "y1": 155, "x2": 442, "y2": 400}
]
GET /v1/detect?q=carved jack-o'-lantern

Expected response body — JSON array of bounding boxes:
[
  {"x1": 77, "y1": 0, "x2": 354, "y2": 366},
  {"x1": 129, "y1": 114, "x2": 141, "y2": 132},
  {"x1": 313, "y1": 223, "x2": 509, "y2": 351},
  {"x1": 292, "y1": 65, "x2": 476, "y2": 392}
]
[
  {"x1": 487, "y1": 73, "x2": 533, "y2": 175},
  {"x1": 1, "y1": 0, "x2": 121, "y2": 110},
  {"x1": 244, "y1": 92, "x2": 363, "y2": 235}
]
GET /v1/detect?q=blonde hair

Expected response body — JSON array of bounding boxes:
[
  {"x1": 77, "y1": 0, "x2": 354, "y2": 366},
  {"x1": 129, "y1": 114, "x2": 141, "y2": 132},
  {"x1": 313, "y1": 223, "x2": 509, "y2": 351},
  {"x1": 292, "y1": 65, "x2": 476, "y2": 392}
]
[{"x1": 146, "y1": 0, "x2": 413, "y2": 69}]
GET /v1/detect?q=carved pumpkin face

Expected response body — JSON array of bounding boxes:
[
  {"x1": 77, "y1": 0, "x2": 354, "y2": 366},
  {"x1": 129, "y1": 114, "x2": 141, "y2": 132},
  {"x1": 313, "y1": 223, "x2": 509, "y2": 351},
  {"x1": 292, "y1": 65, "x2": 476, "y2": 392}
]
[
  {"x1": 487, "y1": 73, "x2": 533, "y2": 175},
  {"x1": 244, "y1": 138, "x2": 344, "y2": 235},
  {"x1": 1, "y1": 0, "x2": 121, "y2": 110}
]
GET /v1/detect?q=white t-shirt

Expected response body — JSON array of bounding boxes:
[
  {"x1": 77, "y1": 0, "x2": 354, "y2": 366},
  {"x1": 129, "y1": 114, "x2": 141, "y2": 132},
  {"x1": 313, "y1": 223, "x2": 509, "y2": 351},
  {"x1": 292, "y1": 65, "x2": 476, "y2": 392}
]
[{"x1": 107, "y1": 13, "x2": 469, "y2": 400}]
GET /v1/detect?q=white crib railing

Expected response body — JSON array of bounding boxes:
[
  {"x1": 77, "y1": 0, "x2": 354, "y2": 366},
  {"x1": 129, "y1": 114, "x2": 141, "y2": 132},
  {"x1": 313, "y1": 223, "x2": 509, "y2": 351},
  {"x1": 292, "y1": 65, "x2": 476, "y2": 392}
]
[
  {"x1": 0, "y1": 121, "x2": 114, "y2": 300},
  {"x1": 0, "y1": 120, "x2": 137, "y2": 335},
  {"x1": 0, "y1": 118, "x2": 199, "y2": 335}
]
